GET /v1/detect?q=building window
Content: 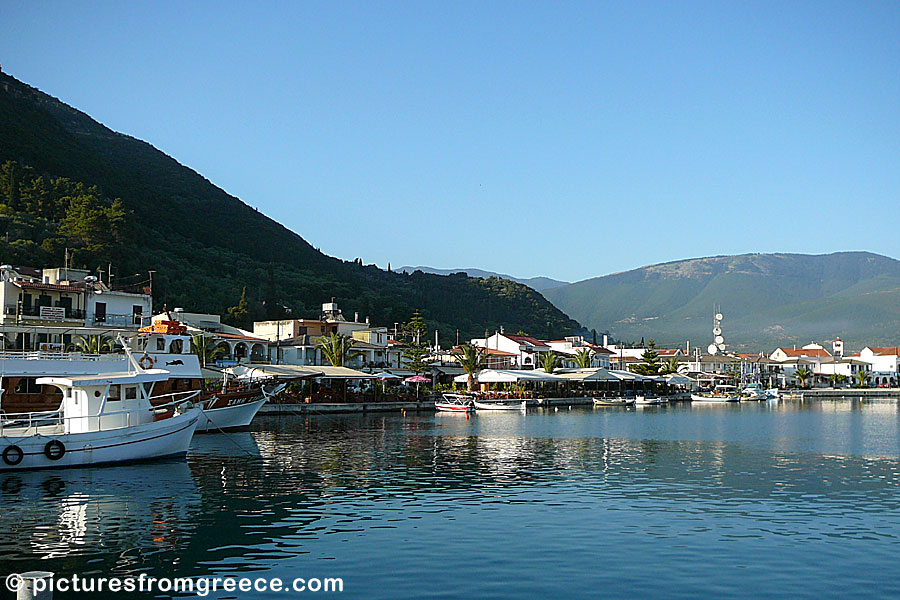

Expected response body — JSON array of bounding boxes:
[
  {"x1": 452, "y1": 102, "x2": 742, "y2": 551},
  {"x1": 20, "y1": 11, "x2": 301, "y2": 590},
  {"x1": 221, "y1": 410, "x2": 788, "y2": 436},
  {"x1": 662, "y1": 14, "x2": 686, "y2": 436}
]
[
  {"x1": 132, "y1": 305, "x2": 143, "y2": 326},
  {"x1": 95, "y1": 302, "x2": 107, "y2": 322}
]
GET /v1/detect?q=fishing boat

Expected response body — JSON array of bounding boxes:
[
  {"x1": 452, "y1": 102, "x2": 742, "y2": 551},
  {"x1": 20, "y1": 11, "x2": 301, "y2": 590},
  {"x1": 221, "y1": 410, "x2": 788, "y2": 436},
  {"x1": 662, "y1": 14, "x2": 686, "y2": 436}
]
[
  {"x1": 691, "y1": 384, "x2": 739, "y2": 403},
  {"x1": 435, "y1": 393, "x2": 476, "y2": 413},
  {"x1": 739, "y1": 383, "x2": 769, "y2": 402},
  {"x1": 473, "y1": 399, "x2": 526, "y2": 411},
  {"x1": 0, "y1": 369, "x2": 200, "y2": 471},
  {"x1": 634, "y1": 393, "x2": 663, "y2": 405},
  {"x1": 592, "y1": 397, "x2": 635, "y2": 406}
]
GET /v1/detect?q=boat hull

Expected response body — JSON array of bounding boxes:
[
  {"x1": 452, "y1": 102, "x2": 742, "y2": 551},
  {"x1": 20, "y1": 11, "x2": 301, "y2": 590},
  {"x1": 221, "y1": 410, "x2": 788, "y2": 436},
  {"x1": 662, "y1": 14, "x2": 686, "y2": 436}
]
[
  {"x1": 592, "y1": 398, "x2": 635, "y2": 406},
  {"x1": 691, "y1": 394, "x2": 739, "y2": 403},
  {"x1": 434, "y1": 402, "x2": 474, "y2": 413},
  {"x1": 197, "y1": 396, "x2": 267, "y2": 432},
  {"x1": 0, "y1": 408, "x2": 200, "y2": 472},
  {"x1": 473, "y1": 400, "x2": 526, "y2": 411}
]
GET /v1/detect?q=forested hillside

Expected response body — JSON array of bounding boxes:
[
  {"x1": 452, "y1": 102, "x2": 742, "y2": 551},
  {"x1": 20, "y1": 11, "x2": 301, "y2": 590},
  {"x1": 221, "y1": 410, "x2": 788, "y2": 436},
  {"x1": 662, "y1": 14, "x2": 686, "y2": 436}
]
[{"x1": 0, "y1": 71, "x2": 580, "y2": 339}]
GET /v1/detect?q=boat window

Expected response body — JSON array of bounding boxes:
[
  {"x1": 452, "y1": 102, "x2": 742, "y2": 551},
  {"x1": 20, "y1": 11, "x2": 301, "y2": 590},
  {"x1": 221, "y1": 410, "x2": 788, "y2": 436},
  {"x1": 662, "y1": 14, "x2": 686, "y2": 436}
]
[
  {"x1": 125, "y1": 386, "x2": 137, "y2": 400},
  {"x1": 138, "y1": 336, "x2": 148, "y2": 350},
  {"x1": 170, "y1": 339, "x2": 184, "y2": 353},
  {"x1": 156, "y1": 337, "x2": 166, "y2": 351},
  {"x1": 13, "y1": 378, "x2": 42, "y2": 394},
  {"x1": 108, "y1": 385, "x2": 121, "y2": 401}
]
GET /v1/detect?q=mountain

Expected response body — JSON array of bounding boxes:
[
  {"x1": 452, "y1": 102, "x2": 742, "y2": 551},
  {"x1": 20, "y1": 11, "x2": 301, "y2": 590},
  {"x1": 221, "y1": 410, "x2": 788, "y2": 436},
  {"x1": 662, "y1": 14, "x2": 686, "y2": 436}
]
[
  {"x1": 398, "y1": 266, "x2": 569, "y2": 292},
  {"x1": 0, "y1": 70, "x2": 580, "y2": 340},
  {"x1": 543, "y1": 252, "x2": 900, "y2": 349}
]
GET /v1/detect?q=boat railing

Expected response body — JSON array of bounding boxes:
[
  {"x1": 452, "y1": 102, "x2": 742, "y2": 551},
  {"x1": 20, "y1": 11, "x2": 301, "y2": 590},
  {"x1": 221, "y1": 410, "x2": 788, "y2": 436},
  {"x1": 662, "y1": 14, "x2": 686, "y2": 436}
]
[
  {"x1": 0, "y1": 350, "x2": 123, "y2": 361},
  {"x1": 0, "y1": 390, "x2": 200, "y2": 436}
]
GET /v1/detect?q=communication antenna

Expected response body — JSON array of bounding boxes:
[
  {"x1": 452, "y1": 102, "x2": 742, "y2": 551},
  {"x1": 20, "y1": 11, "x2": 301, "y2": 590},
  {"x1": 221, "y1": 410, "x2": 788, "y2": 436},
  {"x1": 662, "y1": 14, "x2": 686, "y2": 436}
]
[{"x1": 712, "y1": 305, "x2": 725, "y2": 353}]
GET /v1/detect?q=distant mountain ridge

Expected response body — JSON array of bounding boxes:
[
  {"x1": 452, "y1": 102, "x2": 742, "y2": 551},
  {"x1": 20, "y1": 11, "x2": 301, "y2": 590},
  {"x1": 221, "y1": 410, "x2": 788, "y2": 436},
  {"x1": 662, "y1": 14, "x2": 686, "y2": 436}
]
[
  {"x1": 0, "y1": 71, "x2": 580, "y2": 340},
  {"x1": 399, "y1": 266, "x2": 569, "y2": 292},
  {"x1": 542, "y1": 252, "x2": 900, "y2": 349}
]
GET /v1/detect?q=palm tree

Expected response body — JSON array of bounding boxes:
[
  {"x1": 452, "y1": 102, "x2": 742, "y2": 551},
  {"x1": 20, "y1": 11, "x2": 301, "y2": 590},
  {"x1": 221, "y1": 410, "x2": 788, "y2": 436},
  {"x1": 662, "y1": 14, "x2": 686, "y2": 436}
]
[
  {"x1": 828, "y1": 373, "x2": 849, "y2": 388},
  {"x1": 573, "y1": 348, "x2": 593, "y2": 369},
  {"x1": 316, "y1": 332, "x2": 359, "y2": 367},
  {"x1": 451, "y1": 344, "x2": 486, "y2": 392},
  {"x1": 69, "y1": 334, "x2": 116, "y2": 354},
  {"x1": 540, "y1": 351, "x2": 560, "y2": 374},
  {"x1": 794, "y1": 367, "x2": 813, "y2": 389},
  {"x1": 856, "y1": 368, "x2": 869, "y2": 387},
  {"x1": 660, "y1": 358, "x2": 680, "y2": 375},
  {"x1": 191, "y1": 333, "x2": 226, "y2": 368}
]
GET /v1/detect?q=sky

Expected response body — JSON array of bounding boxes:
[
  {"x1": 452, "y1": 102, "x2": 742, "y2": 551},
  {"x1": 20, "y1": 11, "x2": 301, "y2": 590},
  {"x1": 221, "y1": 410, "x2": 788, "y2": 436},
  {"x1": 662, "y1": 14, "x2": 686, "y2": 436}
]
[{"x1": 2, "y1": 1, "x2": 899, "y2": 283}]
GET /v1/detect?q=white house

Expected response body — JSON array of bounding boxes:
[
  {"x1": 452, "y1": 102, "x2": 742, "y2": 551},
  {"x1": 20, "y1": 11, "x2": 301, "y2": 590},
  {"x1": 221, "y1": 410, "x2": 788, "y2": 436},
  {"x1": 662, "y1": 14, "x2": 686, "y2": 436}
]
[
  {"x1": 849, "y1": 347, "x2": 900, "y2": 386},
  {"x1": 546, "y1": 336, "x2": 612, "y2": 369},
  {"x1": 471, "y1": 333, "x2": 552, "y2": 370}
]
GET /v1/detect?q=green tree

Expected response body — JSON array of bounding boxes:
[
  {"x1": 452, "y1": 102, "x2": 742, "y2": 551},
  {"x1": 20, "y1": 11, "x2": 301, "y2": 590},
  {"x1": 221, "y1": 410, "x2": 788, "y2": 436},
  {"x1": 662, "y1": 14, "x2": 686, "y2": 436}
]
[
  {"x1": 401, "y1": 310, "x2": 430, "y2": 374},
  {"x1": 191, "y1": 333, "x2": 226, "y2": 368},
  {"x1": 69, "y1": 334, "x2": 116, "y2": 354},
  {"x1": 226, "y1": 287, "x2": 250, "y2": 327},
  {"x1": 573, "y1": 348, "x2": 593, "y2": 369},
  {"x1": 855, "y1": 368, "x2": 869, "y2": 387},
  {"x1": 794, "y1": 367, "x2": 813, "y2": 388},
  {"x1": 452, "y1": 344, "x2": 486, "y2": 392},
  {"x1": 632, "y1": 340, "x2": 662, "y2": 376},
  {"x1": 660, "y1": 357, "x2": 680, "y2": 375},
  {"x1": 828, "y1": 373, "x2": 848, "y2": 388},
  {"x1": 540, "y1": 351, "x2": 560, "y2": 374},
  {"x1": 316, "y1": 332, "x2": 359, "y2": 367}
]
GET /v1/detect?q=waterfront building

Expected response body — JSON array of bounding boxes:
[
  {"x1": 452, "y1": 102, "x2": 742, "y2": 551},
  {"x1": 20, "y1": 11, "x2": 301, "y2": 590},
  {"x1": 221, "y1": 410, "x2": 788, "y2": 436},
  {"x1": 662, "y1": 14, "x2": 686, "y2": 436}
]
[
  {"x1": 470, "y1": 332, "x2": 552, "y2": 369},
  {"x1": 847, "y1": 347, "x2": 900, "y2": 386},
  {"x1": 546, "y1": 336, "x2": 613, "y2": 369}
]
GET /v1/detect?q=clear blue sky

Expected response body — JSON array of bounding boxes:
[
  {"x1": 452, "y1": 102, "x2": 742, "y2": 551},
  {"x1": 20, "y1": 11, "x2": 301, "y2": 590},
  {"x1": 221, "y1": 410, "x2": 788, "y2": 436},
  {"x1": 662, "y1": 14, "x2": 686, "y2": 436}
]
[{"x1": 2, "y1": 1, "x2": 899, "y2": 282}]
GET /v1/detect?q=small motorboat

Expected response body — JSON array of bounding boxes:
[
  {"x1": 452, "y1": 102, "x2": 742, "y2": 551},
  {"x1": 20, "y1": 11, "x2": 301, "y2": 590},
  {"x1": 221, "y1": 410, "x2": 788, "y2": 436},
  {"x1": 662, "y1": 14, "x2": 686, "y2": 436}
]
[
  {"x1": 473, "y1": 399, "x2": 526, "y2": 411},
  {"x1": 634, "y1": 393, "x2": 663, "y2": 405},
  {"x1": 435, "y1": 393, "x2": 475, "y2": 413},
  {"x1": 691, "y1": 385, "x2": 739, "y2": 403},
  {"x1": 592, "y1": 397, "x2": 635, "y2": 406}
]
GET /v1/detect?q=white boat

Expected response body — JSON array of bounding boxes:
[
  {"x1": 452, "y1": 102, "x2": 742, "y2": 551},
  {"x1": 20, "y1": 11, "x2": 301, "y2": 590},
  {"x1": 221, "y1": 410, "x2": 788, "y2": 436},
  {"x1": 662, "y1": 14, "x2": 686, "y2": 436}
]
[
  {"x1": 592, "y1": 397, "x2": 635, "y2": 406},
  {"x1": 739, "y1": 383, "x2": 769, "y2": 401},
  {"x1": 435, "y1": 393, "x2": 475, "y2": 413},
  {"x1": 634, "y1": 394, "x2": 663, "y2": 405},
  {"x1": 765, "y1": 388, "x2": 780, "y2": 399},
  {"x1": 196, "y1": 382, "x2": 284, "y2": 432},
  {"x1": 0, "y1": 370, "x2": 200, "y2": 471},
  {"x1": 473, "y1": 399, "x2": 526, "y2": 411},
  {"x1": 691, "y1": 384, "x2": 739, "y2": 403}
]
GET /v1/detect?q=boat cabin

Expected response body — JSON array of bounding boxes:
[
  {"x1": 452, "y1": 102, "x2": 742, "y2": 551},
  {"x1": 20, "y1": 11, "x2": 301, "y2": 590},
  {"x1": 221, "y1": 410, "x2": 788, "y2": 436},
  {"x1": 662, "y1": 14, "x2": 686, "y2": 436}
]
[{"x1": 36, "y1": 370, "x2": 172, "y2": 434}]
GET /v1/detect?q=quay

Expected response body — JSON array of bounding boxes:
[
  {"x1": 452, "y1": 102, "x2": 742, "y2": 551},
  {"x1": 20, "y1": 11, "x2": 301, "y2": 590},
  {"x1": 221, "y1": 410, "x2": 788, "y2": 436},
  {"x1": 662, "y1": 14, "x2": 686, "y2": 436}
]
[{"x1": 799, "y1": 388, "x2": 900, "y2": 399}]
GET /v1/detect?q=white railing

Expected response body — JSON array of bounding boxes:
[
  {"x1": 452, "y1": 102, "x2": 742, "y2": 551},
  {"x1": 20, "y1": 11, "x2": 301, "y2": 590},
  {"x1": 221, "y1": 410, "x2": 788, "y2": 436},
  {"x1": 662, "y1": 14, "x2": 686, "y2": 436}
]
[
  {"x1": 0, "y1": 390, "x2": 200, "y2": 436},
  {"x1": 0, "y1": 350, "x2": 123, "y2": 361}
]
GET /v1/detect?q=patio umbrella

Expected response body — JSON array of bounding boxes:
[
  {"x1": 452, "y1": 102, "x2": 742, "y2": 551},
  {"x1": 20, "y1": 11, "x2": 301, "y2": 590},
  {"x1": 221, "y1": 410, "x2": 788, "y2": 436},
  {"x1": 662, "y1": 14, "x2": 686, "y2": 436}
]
[
  {"x1": 373, "y1": 371, "x2": 401, "y2": 380},
  {"x1": 404, "y1": 374, "x2": 430, "y2": 398}
]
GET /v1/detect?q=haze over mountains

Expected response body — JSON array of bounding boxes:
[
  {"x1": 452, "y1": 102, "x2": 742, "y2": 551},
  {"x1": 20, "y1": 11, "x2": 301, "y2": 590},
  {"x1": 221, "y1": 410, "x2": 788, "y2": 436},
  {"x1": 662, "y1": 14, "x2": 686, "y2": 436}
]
[{"x1": 542, "y1": 252, "x2": 900, "y2": 349}]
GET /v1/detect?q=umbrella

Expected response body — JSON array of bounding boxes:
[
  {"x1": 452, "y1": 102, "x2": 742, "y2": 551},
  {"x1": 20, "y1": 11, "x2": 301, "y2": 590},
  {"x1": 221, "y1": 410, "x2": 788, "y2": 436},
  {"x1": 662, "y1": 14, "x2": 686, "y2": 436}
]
[
  {"x1": 373, "y1": 371, "x2": 401, "y2": 380},
  {"x1": 404, "y1": 375, "x2": 430, "y2": 383}
]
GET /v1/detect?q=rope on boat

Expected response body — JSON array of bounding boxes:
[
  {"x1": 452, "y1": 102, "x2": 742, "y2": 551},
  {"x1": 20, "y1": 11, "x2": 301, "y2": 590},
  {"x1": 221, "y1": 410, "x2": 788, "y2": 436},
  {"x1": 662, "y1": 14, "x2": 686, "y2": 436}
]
[{"x1": 197, "y1": 406, "x2": 256, "y2": 457}]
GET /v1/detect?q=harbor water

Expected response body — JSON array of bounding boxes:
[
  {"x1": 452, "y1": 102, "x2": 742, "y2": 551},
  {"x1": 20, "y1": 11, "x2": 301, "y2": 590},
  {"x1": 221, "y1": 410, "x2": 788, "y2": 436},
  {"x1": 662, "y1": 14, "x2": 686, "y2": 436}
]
[{"x1": 2, "y1": 399, "x2": 900, "y2": 599}]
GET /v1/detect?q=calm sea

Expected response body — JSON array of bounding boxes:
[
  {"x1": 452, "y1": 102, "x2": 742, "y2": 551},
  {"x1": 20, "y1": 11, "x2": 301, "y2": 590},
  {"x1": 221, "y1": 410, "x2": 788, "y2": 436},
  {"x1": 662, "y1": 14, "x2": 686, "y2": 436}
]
[{"x1": 2, "y1": 399, "x2": 900, "y2": 599}]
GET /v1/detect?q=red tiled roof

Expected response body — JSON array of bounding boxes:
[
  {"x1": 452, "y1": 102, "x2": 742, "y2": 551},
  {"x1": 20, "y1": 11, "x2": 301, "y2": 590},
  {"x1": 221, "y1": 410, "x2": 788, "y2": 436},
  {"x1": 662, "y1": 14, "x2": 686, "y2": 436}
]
[
  {"x1": 775, "y1": 347, "x2": 831, "y2": 358},
  {"x1": 504, "y1": 334, "x2": 549, "y2": 348},
  {"x1": 656, "y1": 349, "x2": 680, "y2": 356},
  {"x1": 865, "y1": 347, "x2": 900, "y2": 356},
  {"x1": 14, "y1": 281, "x2": 85, "y2": 293},
  {"x1": 216, "y1": 332, "x2": 268, "y2": 342}
]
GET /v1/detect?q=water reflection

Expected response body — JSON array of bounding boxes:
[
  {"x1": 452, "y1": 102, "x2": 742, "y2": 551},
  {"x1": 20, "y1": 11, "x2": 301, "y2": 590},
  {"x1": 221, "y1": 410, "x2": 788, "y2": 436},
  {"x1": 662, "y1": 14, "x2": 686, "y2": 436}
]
[{"x1": 0, "y1": 400, "x2": 898, "y2": 599}]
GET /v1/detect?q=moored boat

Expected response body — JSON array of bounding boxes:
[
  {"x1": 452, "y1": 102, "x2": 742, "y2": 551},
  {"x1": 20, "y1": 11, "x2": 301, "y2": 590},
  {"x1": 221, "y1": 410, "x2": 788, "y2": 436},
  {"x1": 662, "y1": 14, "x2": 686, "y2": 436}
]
[
  {"x1": 0, "y1": 370, "x2": 200, "y2": 471},
  {"x1": 592, "y1": 397, "x2": 635, "y2": 406},
  {"x1": 435, "y1": 393, "x2": 475, "y2": 412},
  {"x1": 634, "y1": 393, "x2": 663, "y2": 405},
  {"x1": 473, "y1": 399, "x2": 526, "y2": 411},
  {"x1": 691, "y1": 384, "x2": 739, "y2": 403}
]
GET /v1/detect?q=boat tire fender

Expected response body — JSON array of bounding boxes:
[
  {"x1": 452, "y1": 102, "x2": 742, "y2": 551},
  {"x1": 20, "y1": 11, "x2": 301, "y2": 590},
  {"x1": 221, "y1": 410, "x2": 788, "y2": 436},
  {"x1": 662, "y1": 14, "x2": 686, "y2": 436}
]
[
  {"x1": 2, "y1": 445, "x2": 24, "y2": 466},
  {"x1": 44, "y1": 440, "x2": 65, "y2": 461}
]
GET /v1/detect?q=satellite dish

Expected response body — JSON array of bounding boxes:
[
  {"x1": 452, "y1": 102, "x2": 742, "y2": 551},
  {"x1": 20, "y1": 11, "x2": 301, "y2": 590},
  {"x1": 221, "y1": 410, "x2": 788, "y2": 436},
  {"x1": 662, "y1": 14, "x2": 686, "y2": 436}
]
[
  {"x1": 716, "y1": 343, "x2": 725, "y2": 350},
  {"x1": 707, "y1": 344, "x2": 718, "y2": 355},
  {"x1": 714, "y1": 335, "x2": 724, "y2": 344},
  {"x1": 715, "y1": 313, "x2": 724, "y2": 321},
  {"x1": 713, "y1": 327, "x2": 722, "y2": 335}
]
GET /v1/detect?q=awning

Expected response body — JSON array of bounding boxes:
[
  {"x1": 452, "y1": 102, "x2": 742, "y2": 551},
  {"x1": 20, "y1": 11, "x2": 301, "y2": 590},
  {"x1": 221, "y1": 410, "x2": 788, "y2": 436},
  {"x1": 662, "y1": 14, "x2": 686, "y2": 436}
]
[
  {"x1": 229, "y1": 364, "x2": 375, "y2": 379},
  {"x1": 553, "y1": 368, "x2": 620, "y2": 382},
  {"x1": 663, "y1": 373, "x2": 693, "y2": 385},
  {"x1": 452, "y1": 369, "x2": 566, "y2": 384}
]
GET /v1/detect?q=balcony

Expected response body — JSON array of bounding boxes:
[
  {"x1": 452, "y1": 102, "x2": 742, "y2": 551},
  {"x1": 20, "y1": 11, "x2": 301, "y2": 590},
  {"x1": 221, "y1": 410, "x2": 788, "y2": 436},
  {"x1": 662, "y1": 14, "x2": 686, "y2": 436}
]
[
  {"x1": 90, "y1": 313, "x2": 144, "y2": 328},
  {"x1": 3, "y1": 305, "x2": 86, "y2": 323}
]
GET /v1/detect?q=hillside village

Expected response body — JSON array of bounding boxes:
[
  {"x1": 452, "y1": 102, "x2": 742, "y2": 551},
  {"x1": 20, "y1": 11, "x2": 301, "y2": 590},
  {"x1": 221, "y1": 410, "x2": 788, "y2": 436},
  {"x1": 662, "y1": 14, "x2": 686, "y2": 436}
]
[{"x1": 3, "y1": 263, "x2": 898, "y2": 391}]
